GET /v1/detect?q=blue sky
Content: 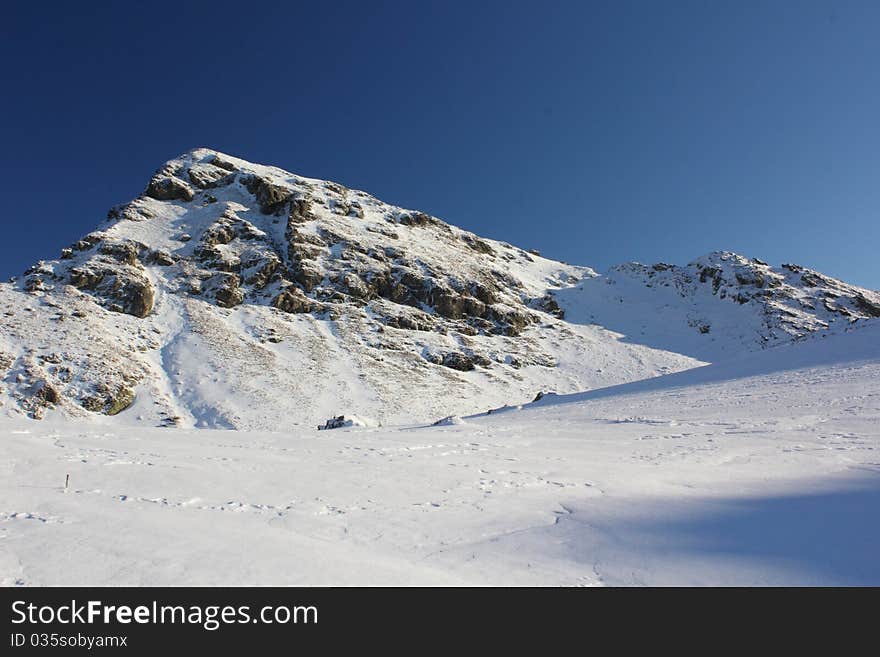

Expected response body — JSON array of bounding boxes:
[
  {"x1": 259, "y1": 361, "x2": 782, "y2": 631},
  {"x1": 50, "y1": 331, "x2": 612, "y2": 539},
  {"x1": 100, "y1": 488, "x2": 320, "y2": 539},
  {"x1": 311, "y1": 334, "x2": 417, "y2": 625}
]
[{"x1": 2, "y1": 1, "x2": 878, "y2": 287}]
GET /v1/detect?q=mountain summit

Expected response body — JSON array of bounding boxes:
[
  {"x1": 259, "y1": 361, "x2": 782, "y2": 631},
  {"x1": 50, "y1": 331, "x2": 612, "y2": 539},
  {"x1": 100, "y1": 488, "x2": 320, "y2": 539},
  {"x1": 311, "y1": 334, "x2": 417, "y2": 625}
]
[{"x1": 1, "y1": 149, "x2": 877, "y2": 427}]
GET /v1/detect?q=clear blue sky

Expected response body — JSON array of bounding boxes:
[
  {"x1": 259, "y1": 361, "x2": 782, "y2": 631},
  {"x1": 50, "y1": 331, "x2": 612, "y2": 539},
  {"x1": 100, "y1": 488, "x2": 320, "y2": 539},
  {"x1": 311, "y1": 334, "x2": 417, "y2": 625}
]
[{"x1": 2, "y1": 1, "x2": 878, "y2": 287}]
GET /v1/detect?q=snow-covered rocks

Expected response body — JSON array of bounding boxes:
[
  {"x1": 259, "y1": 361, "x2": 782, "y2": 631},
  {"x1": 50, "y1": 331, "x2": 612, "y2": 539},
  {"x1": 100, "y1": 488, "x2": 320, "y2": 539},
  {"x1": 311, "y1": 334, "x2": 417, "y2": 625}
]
[
  {"x1": 145, "y1": 175, "x2": 195, "y2": 202},
  {"x1": 1, "y1": 148, "x2": 877, "y2": 428},
  {"x1": 317, "y1": 415, "x2": 376, "y2": 430},
  {"x1": 558, "y1": 250, "x2": 880, "y2": 361},
  {"x1": 431, "y1": 415, "x2": 465, "y2": 426}
]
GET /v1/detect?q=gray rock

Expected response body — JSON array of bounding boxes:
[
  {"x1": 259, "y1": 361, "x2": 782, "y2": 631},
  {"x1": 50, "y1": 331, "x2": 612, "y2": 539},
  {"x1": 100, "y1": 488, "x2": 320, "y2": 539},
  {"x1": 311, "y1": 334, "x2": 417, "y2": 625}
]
[
  {"x1": 145, "y1": 176, "x2": 194, "y2": 202},
  {"x1": 188, "y1": 163, "x2": 236, "y2": 189},
  {"x1": 203, "y1": 272, "x2": 243, "y2": 308},
  {"x1": 441, "y1": 352, "x2": 475, "y2": 371},
  {"x1": 244, "y1": 175, "x2": 293, "y2": 214},
  {"x1": 273, "y1": 287, "x2": 319, "y2": 314}
]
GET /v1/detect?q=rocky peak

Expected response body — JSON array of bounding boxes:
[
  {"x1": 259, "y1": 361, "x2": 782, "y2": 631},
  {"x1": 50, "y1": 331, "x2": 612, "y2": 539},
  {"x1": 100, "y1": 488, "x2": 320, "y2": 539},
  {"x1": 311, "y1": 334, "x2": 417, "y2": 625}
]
[
  {"x1": 3, "y1": 149, "x2": 599, "y2": 424},
  {"x1": 607, "y1": 250, "x2": 880, "y2": 344},
  {"x1": 22, "y1": 149, "x2": 580, "y2": 339}
]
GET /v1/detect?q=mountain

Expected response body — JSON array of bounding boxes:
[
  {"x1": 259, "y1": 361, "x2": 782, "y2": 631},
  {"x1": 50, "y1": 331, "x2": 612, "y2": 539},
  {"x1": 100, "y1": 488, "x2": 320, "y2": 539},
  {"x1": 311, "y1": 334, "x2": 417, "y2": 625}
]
[
  {"x1": 556, "y1": 251, "x2": 880, "y2": 361},
  {"x1": 1, "y1": 148, "x2": 877, "y2": 427}
]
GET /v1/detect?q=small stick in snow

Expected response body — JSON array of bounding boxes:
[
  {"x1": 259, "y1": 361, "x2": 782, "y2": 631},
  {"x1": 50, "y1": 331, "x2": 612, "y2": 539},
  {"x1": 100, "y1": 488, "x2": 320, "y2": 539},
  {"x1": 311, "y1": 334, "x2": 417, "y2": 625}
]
[{"x1": 64, "y1": 473, "x2": 69, "y2": 492}]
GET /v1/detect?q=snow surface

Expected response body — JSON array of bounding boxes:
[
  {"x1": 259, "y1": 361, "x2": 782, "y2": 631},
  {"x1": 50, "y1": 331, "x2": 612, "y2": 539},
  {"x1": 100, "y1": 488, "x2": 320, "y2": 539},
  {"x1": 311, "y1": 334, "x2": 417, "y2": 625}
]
[{"x1": 2, "y1": 322, "x2": 878, "y2": 586}]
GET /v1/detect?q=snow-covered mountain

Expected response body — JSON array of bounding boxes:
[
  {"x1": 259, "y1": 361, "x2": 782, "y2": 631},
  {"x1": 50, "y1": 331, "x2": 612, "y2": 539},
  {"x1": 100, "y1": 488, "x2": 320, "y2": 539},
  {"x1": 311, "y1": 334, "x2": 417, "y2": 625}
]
[
  {"x1": 1, "y1": 148, "x2": 877, "y2": 428},
  {"x1": 557, "y1": 252, "x2": 880, "y2": 360}
]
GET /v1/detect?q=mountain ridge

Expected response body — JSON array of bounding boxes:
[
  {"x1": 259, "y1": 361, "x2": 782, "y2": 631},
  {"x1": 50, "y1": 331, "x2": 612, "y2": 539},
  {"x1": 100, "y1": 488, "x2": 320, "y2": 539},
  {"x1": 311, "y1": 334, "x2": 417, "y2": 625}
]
[{"x1": 1, "y1": 148, "x2": 877, "y2": 427}]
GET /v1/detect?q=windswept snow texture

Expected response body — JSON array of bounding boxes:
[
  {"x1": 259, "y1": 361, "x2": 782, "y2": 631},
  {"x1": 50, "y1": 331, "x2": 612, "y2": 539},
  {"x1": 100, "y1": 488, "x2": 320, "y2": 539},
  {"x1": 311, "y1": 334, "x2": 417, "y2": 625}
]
[{"x1": 2, "y1": 323, "x2": 878, "y2": 586}]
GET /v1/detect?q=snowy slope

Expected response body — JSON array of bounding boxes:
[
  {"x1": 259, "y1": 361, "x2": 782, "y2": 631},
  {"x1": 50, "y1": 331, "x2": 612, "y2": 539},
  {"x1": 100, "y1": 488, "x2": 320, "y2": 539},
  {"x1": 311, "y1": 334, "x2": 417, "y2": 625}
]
[
  {"x1": 2, "y1": 322, "x2": 878, "y2": 585},
  {"x1": 556, "y1": 251, "x2": 880, "y2": 361}
]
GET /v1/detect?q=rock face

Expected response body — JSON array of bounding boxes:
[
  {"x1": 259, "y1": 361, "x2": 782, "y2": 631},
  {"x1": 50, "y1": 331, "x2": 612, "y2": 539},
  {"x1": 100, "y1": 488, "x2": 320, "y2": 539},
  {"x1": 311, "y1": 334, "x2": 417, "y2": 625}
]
[
  {"x1": 145, "y1": 175, "x2": 194, "y2": 202},
  {"x1": 26, "y1": 237, "x2": 156, "y2": 318},
  {"x1": 59, "y1": 148, "x2": 568, "y2": 338}
]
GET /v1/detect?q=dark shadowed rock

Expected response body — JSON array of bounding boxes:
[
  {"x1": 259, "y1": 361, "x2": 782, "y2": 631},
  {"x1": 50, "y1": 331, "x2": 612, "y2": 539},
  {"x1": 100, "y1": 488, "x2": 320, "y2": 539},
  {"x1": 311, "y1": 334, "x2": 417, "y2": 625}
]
[
  {"x1": 99, "y1": 240, "x2": 144, "y2": 266},
  {"x1": 81, "y1": 384, "x2": 135, "y2": 415},
  {"x1": 288, "y1": 198, "x2": 314, "y2": 225},
  {"x1": 398, "y1": 211, "x2": 439, "y2": 227},
  {"x1": 441, "y1": 352, "x2": 475, "y2": 371},
  {"x1": 203, "y1": 273, "x2": 243, "y2": 308},
  {"x1": 461, "y1": 234, "x2": 494, "y2": 255},
  {"x1": 242, "y1": 251, "x2": 280, "y2": 289},
  {"x1": 145, "y1": 176, "x2": 194, "y2": 202},
  {"x1": 244, "y1": 175, "x2": 293, "y2": 214},
  {"x1": 147, "y1": 250, "x2": 175, "y2": 266},
  {"x1": 273, "y1": 287, "x2": 320, "y2": 314},
  {"x1": 854, "y1": 294, "x2": 880, "y2": 317},
  {"x1": 188, "y1": 163, "x2": 236, "y2": 189},
  {"x1": 532, "y1": 294, "x2": 564, "y2": 319},
  {"x1": 108, "y1": 272, "x2": 155, "y2": 317}
]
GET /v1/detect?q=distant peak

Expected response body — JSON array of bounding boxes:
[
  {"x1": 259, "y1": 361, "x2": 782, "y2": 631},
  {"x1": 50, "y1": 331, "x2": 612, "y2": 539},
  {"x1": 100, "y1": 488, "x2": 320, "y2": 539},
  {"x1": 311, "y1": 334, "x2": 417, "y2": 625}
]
[{"x1": 687, "y1": 251, "x2": 756, "y2": 268}]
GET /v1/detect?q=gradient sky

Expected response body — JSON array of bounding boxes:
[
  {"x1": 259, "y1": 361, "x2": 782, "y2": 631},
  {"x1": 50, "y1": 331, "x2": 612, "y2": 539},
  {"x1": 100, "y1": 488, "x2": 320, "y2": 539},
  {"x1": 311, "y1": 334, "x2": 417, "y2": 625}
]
[{"x1": 2, "y1": 1, "x2": 878, "y2": 287}]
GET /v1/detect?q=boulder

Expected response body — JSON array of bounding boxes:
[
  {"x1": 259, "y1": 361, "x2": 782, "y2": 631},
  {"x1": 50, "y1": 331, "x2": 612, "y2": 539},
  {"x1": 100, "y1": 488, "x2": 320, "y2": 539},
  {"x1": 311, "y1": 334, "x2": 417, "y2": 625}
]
[
  {"x1": 241, "y1": 251, "x2": 280, "y2": 289},
  {"x1": 204, "y1": 273, "x2": 243, "y2": 308},
  {"x1": 273, "y1": 287, "x2": 318, "y2": 314},
  {"x1": 398, "y1": 211, "x2": 439, "y2": 227},
  {"x1": 107, "y1": 272, "x2": 155, "y2": 317},
  {"x1": 288, "y1": 198, "x2": 314, "y2": 225},
  {"x1": 441, "y1": 352, "x2": 475, "y2": 371},
  {"x1": 244, "y1": 175, "x2": 292, "y2": 214},
  {"x1": 461, "y1": 234, "x2": 494, "y2": 255},
  {"x1": 145, "y1": 176, "x2": 194, "y2": 202},
  {"x1": 532, "y1": 294, "x2": 564, "y2": 319},
  {"x1": 99, "y1": 240, "x2": 144, "y2": 266},
  {"x1": 147, "y1": 250, "x2": 175, "y2": 266},
  {"x1": 188, "y1": 163, "x2": 236, "y2": 189},
  {"x1": 81, "y1": 384, "x2": 135, "y2": 415},
  {"x1": 210, "y1": 154, "x2": 238, "y2": 171}
]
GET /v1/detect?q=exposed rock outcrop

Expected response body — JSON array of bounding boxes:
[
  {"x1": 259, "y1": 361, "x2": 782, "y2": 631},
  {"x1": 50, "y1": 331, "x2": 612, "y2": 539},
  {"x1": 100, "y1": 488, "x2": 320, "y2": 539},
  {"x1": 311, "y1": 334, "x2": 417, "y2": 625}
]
[{"x1": 145, "y1": 175, "x2": 194, "y2": 202}]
